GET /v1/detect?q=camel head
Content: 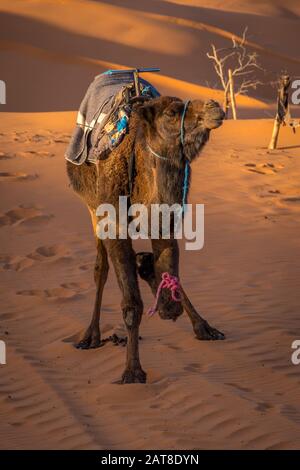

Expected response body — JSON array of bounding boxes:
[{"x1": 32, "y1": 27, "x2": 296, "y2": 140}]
[
  {"x1": 132, "y1": 95, "x2": 224, "y2": 208},
  {"x1": 136, "y1": 96, "x2": 225, "y2": 164}
]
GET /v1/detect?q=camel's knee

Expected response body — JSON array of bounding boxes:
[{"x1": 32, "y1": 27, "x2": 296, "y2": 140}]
[
  {"x1": 94, "y1": 242, "x2": 109, "y2": 284},
  {"x1": 94, "y1": 257, "x2": 109, "y2": 284},
  {"x1": 122, "y1": 303, "x2": 143, "y2": 331}
]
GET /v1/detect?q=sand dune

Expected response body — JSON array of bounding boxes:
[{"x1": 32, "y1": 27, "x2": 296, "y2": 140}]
[
  {"x1": 1, "y1": 0, "x2": 300, "y2": 451},
  {"x1": 1, "y1": 0, "x2": 300, "y2": 111},
  {"x1": 163, "y1": 0, "x2": 300, "y2": 17}
]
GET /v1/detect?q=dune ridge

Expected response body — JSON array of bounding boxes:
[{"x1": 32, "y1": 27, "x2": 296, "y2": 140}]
[{"x1": 1, "y1": 0, "x2": 299, "y2": 111}]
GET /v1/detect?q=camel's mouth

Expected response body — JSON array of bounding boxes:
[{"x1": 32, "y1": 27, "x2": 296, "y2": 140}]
[
  {"x1": 204, "y1": 116, "x2": 224, "y2": 129},
  {"x1": 202, "y1": 100, "x2": 225, "y2": 130}
]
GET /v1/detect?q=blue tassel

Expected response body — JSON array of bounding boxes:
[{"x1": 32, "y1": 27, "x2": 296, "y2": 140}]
[{"x1": 117, "y1": 115, "x2": 128, "y2": 132}]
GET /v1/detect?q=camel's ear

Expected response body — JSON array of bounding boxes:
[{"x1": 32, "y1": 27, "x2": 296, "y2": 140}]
[{"x1": 136, "y1": 102, "x2": 157, "y2": 126}]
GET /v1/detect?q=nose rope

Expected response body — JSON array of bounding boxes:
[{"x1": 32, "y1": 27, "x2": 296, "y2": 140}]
[{"x1": 148, "y1": 272, "x2": 182, "y2": 316}]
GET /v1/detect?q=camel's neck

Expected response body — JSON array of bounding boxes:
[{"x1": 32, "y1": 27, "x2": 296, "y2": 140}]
[
  {"x1": 156, "y1": 152, "x2": 188, "y2": 207},
  {"x1": 135, "y1": 137, "x2": 188, "y2": 208}
]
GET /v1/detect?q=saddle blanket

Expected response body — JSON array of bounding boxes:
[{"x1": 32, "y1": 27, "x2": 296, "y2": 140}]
[{"x1": 65, "y1": 70, "x2": 160, "y2": 165}]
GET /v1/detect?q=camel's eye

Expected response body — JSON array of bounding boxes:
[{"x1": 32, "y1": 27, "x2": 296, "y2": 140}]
[{"x1": 165, "y1": 109, "x2": 177, "y2": 118}]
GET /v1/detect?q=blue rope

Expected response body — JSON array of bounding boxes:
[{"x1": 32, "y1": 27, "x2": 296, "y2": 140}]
[
  {"x1": 182, "y1": 161, "x2": 190, "y2": 213},
  {"x1": 180, "y1": 100, "x2": 190, "y2": 146},
  {"x1": 180, "y1": 100, "x2": 190, "y2": 212}
]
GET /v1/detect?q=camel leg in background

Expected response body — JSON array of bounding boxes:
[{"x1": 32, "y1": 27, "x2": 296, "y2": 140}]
[
  {"x1": 106, "y1": 239, "x2": 146, "y2": 384},
  {"x1": 75, "y1": 210, "x2": 109, "y2": 349},
  {"x1": 136, "y1": 251, "x2": 225, "y2": 341}
]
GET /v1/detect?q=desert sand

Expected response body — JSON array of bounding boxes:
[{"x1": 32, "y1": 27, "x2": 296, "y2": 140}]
[{"x1": 0, "y1": 0, "x2": 300, "y2": 450}]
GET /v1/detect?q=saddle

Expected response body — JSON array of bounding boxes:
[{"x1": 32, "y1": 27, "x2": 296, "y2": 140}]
[{"x1": 65, "y1": 69, "x2": 160, "y2": 165}]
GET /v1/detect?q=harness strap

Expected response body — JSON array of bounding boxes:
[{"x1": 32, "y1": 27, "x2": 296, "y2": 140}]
[
  {"x1": 182, "y1": 162, "x2": 190, "y2": 212},
  {"x1": 147, "y1": 144, "x2": 168, "y2": 160},
  {"x1": 180, "y1": 100, "x2": 190, "y2": 146}
]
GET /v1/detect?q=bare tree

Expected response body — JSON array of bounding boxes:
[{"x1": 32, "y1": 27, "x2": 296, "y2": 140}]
[{"x1": 207, "y1": 28, "x2": 262, "y2": 119}]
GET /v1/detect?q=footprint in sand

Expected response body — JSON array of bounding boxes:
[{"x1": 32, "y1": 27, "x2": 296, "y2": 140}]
[
  {"x1": 17, "y1": 282, "x2": 90, "y2": 302},
  {"x1": 225, "y1": 382, "x2": 252, "y2": 393},
  {"x1": 9, "y1": 131, "x2": 29, "y2": 143},
  {"x1": 78, "y1": 264, "x2": 92, "y2": 271},
  {"x1": 53, "y1": 134, "x2": 71, "y2": 144},
  {"x1": 281, "y1": 196, "x2": 300, "y2": 204},
  {"x1": 0, "y1": 205, "x2": 53, "y2": 227},
  {"x1": 31, "y1": 134, "x2": 51, "y2": 143},
  {"x1": 16, "y1": 133, "x2": 51, "y2": 145},
  {"x1": 0, "y1": 245, "x2": 72, "y2": 272},
  {"x1": 28, "y1": 245, "x2": 71, "y2": 262},
  {"x1": 255, "y1": 402, "x2": 273, "y2": 413},
  {"x1": 0, "y1": 172, "x2": 38, "y2": 182},
  {"x1": 0, "y1": 151, "x2": 14, "y2": 160},
  {"x1": 0, "y1": 312, "x2": 14, "y2": 320},
  {"x1": 15, "y1": 150, "x2": 55, "y2": 159},
  {"x1": 0, "y1": 254, "x2": 34, "y2": 272},
  {"x1": 280, "y1": 404, "x2": 300, "y2": 424},
  {"x1": 183, "y1": 362, "x2": 203, "y2": 373},
  {"x1": 245, "y1": 162, "x2": 285, "y2": 175},
  {"x1": 256, "y1": 187, "x2": 282, "y2": 199},
  {"x1": 269, "y1": 189, "x2": 281, "y2": 194}
]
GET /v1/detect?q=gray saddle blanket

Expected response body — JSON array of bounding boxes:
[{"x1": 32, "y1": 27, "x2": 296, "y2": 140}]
[{"x1": 65, "y1": 71, "x2": 160, "y2": 165}]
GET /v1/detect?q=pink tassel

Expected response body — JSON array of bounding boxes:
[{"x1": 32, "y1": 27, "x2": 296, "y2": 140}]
[{"x1": 148, "y1": 272, "x2": 182, "y2": 316}]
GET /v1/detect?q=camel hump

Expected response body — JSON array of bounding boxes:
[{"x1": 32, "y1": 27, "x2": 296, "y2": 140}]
[{"x1": 65, "y1": 70, "x2": 160, "y2": 166}]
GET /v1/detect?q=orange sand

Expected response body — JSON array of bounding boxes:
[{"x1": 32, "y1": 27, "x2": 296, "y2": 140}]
[{"x1": 0, "y1": 0, "x2": 300, "y2": 450}]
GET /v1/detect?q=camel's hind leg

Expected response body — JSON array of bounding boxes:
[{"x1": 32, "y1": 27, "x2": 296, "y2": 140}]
[
  {"x1": 75, "y1": 210, "x2": 109, "y2": 349},
  {"x1": 136, "y1": 252, "x2": 225, "y2": 341}
]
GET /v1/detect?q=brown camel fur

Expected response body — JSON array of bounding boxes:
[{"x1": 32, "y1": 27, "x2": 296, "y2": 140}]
[{"x1": 67, "y1": 96, "x2": 225, "y2": 384}]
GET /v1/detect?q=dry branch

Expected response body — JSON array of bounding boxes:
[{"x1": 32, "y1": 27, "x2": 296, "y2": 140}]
[{"x1": 207, "y1": 27, "x2": 262, "y2": 118}]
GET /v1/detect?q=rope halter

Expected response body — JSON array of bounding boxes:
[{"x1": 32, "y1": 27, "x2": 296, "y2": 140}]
[{"x1": 147, "y1": 100, "x2": 191, "y2": 211}]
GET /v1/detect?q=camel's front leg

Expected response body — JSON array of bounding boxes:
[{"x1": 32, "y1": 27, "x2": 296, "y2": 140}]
[
  {"x1": 136, "y1": 251, "x2": 225, "y2": 340},
  {"x1": 106, "y1": 239, "x2": 146, "y2": 383},
  {"x1": 180, "y1": 288, "x2": 225, "y2": 341}
]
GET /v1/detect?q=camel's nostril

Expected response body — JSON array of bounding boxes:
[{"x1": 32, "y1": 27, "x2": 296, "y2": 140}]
[{"x1": 219, "y1": 109, "x2": 225, "y2": 120}]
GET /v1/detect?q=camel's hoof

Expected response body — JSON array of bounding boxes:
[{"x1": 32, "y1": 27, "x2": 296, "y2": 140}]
[
  {"x1": 194, "y1": 321, "x2": 225, "y2": 341},
  {"x1": 75, "y1": 333, "x2": 102, "y2": 349},
  {"x1": 120, "y1": 368, "x2": 147, "y2": 384}
]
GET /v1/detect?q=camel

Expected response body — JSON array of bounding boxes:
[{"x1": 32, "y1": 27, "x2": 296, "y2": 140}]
[{"x1": 67, "y1": 95, "x2": 225, "y2": 383}]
